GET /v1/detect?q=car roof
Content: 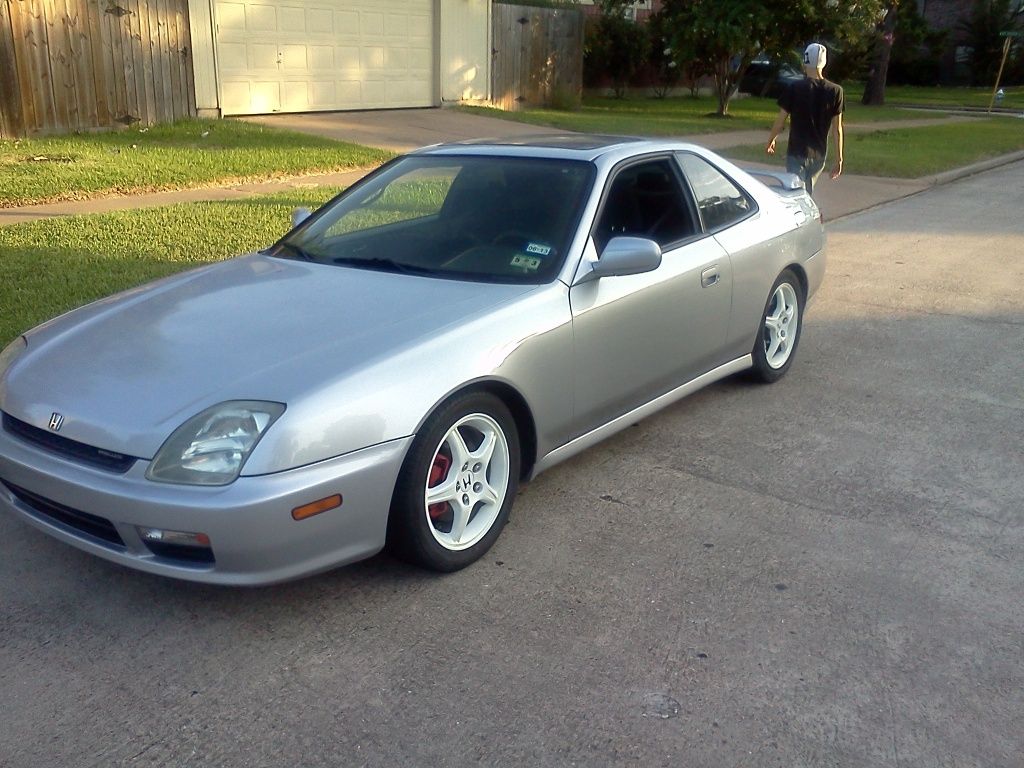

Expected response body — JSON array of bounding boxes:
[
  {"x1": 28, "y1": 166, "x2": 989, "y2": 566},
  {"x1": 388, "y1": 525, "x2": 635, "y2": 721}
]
[{"x1": 411, "y1": 134, "x2": 697, "y2": 163}]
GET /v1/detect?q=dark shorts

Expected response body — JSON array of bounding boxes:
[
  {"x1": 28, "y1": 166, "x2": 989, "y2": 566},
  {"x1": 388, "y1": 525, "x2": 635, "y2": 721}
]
[{"x1": 786, "y1": 153, "x2": 827, "y2": 198}]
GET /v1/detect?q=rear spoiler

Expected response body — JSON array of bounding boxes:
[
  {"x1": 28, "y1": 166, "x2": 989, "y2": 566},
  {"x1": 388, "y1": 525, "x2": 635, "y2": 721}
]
[{"x1": 743, "y1": 169, "x2": 805, "y2": 192}]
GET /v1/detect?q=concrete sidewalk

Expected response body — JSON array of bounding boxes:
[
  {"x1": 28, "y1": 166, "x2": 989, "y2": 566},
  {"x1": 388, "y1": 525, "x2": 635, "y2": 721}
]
[
  {"x1": 0, "y1": 169, "x2": 369, "y2": 227},
  {"x1": 1, "y1": 108, "x2": 1019, "y2": 226},
  {"x1": 245, "y1": 109, "x2": 984, "y2": 154}
]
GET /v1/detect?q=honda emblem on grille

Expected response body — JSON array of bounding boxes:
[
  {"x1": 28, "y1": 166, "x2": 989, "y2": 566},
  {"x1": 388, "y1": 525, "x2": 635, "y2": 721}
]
[{"x1": 48, "y1": 412, "x2": 64, "y2": 432}]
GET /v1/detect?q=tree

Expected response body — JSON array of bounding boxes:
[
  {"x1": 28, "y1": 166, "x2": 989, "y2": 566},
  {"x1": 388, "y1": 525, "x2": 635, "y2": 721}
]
[
  {"x1": 661, "y1": 0, "x2": 887, "y2": 116},
  {"x1": 659, "y1": 0, "x2": 768, "y2": 116},
  {"x1": 959, "y1": 0, "x2": 1024, "y2": 85},
  {"x1": 862, "y1": 3, "x2": 899, "y2": 105},
  {"x1": 584, "y1": 1, "x2": 650, "y2": 97},
  {"x1": 887, "y1": 1, "x2": 948, "y2": 86}
]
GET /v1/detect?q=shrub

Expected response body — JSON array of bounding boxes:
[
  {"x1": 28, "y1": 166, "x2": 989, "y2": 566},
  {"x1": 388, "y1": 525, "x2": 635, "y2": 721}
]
[
  {"x1": 888, "y1": 1, "x2": 947, "y2": 86},
  {"x1": 958, "y1": 0, "x2": 1023, "y2": 85},
  {"x1": 584, "y1": 10, "x2": 650, "y2": 96},
  {"x1": 647, "y1": 10, "x2": 683, "y2": 98},
  {"x1": 547, "y1": 83, "x2": 582, "y2": 110}
]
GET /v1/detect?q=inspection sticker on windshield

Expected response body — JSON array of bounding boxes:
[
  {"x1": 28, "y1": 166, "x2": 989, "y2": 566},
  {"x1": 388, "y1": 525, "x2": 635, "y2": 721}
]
[
  {"x1": 525, "y1": 243, "x2": 551, "y2": 256},
  {"x1": 511, "y1": 255, "x2": 542, "y2": 271}
]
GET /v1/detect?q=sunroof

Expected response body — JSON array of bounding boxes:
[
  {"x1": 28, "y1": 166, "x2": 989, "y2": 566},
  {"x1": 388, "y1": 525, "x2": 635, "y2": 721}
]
[{"x1": 456, "y1": 134, "x2": 643, "y2": 151}]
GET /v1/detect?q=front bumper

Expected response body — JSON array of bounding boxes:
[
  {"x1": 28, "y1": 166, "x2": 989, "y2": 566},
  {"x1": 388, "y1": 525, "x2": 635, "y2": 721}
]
[{"x1": 0, "y1": 425, "x2": 413, "y2": 585}]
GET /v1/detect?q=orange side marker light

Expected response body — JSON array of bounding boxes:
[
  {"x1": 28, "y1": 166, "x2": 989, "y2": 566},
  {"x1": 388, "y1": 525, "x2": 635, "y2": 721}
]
[{"x1": 292, "y1": 494, "x2": 342, "y2": 521}]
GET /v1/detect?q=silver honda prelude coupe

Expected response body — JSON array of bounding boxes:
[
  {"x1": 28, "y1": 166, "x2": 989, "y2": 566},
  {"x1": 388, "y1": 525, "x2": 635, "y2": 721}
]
[{"x1": 0, "y1": 136, "x2": 825, "y2": 585}]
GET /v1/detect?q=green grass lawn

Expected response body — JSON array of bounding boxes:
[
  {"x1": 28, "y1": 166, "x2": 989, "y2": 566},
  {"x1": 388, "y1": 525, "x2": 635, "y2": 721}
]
[
  {"x1": 459, "y1": 93, "x2": 936, "y2": 138},
  {"x1": 845, "y1": 84, "x2": 1024, "y2": 111},
  {"x1": 460, "y1": 95, "x2": 777, "y2": 135},
  {"x1": 0, "y1": 119, "x2": 390, "y2": 208},
  {"x1": 0, "y1": 187, "x2": 342, "y2": 345},
  {"x1": 722, "y1": 118, "x2": 1024, "y2": 178}
]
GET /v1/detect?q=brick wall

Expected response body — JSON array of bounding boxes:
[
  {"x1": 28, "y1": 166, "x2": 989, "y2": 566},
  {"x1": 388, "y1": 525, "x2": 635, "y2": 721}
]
[{"x1": 919, "y1": 0, "x2": 972, "y2": 36}]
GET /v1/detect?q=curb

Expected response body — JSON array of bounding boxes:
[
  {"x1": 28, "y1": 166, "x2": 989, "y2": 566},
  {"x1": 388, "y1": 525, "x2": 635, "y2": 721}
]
[
  {"x1": 922, "y1": 150, "x2": 1024, "y2": 186},
  {"x1": 891, "y1": 103, "x2": 1024, "y2": 116}
]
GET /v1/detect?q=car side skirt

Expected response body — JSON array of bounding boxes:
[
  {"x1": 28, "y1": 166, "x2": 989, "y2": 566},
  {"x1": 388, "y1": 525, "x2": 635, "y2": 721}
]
[{"x1": 530, "y1": 355, "x2": 753, "y2": 479}]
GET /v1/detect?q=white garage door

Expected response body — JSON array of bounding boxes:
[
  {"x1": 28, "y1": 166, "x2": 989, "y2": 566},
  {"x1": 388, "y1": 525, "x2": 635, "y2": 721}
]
[{"x1": 215, "y1": 0, "x2": 434, "y2": 115}]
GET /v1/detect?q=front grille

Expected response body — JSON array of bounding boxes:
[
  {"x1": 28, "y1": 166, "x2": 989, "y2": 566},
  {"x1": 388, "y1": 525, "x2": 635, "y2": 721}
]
[
  {"x1": 2, "y1": 480, "x2": 126, "y2": 548},
  {"x1": 2, "y1": 413, "x2": 138, "y2": 473}
]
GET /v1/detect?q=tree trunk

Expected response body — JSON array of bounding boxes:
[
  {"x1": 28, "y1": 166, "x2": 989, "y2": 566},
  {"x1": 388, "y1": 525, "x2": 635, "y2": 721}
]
[
  {"x1": 714, "y1": 58, "x2": 731, "y2": 116},
  {"x1": 717, "y1": 85, "x2": 731, "y2": 115},
  {"x1": 713, "y1": 57, "x2": 746, "y2": 116},
  {"x1": 862, "y1": 3, "x2": 899, "y2": 106}
]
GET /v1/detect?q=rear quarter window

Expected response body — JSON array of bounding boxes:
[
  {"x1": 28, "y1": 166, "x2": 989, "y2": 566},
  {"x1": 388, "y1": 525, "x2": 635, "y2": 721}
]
[{"x1": 676, "y1": 153, "x2": 754, "y2": 232}]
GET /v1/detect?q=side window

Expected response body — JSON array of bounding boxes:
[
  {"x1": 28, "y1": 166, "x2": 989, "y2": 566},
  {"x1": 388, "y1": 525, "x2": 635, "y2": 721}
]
[
  {"x1": 676, "y1": 154, "x2": 753, "y2": 231},
  {"x1": 593, "y1": 159, "x2": 698, "y2": 252}
]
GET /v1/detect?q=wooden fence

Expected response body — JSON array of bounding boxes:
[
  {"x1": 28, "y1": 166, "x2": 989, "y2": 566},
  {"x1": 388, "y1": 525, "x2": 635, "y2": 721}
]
[
  {"x1": 0, "y1": 0, "x2": 196, "y2": 138},
  {"x1": 491, "y1": 3, "x2": 583, "y2": 111}
]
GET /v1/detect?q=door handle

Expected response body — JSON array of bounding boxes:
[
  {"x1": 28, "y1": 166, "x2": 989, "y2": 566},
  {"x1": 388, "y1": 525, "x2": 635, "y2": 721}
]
[{"x1": 701, "y1": 266, "x2": 720, "y2": 288}]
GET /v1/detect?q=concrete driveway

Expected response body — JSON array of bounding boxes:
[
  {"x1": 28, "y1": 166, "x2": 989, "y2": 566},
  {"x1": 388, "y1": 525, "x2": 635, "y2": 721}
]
[
  {"x1": 243, "y1": 106, "x2": 558, "y2": 153},
  {"x1": 1, "y1": 161, "x2": 1022, "y2": 767}
]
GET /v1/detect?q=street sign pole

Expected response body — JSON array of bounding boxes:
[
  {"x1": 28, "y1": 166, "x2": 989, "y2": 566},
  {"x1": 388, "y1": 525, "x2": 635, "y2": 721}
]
[{"x1": 989, "y1": 32, "x2": 1019, "y2": 113}]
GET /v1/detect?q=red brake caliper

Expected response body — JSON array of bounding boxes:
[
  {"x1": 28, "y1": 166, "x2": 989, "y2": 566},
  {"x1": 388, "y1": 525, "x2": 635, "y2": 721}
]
[{"x1": 427, "y1": 452, "x2": 452, "y2": 519}]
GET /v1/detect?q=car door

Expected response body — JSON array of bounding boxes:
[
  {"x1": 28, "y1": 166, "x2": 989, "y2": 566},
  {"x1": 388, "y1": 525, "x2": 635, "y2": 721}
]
[
  {"x1": 568, "y1": 157, "x2": 734, "y2": 438},
  {"x1": 674, "y1": 151, "x2": 768, "y2": 362}
]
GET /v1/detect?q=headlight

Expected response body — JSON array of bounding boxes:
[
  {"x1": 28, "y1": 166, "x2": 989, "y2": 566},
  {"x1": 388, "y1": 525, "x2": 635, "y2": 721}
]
[
  {"x1": 147, "y1": 401, "x2": 285, "y2": 486},
  {"x1": 0, "y1": 336, "x2": 27, "y2": 377}
]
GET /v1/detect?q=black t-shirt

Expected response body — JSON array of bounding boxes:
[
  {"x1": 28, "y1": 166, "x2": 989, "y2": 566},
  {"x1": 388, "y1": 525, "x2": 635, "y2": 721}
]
[{"x1": 778, "y1": 78, "x2": 844, "y2": 160}]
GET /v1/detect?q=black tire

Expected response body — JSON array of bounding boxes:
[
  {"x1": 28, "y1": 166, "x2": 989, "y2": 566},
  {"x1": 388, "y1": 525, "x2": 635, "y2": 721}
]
[
  {"x1": 749, "y1": 269, "x2": 805, "y2": 384},
  {"x1": 387, "y1": 391, "x2": 520, "y2": 572}
]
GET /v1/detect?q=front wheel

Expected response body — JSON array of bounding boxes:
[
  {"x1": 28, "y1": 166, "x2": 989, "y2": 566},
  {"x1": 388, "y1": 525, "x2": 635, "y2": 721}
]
[
  {"x1": 387, "y1": 392, "x2": 520, "y2": 572},
  {"x1": 749, "y1": 269, "x2": 804, "y2": 383}
]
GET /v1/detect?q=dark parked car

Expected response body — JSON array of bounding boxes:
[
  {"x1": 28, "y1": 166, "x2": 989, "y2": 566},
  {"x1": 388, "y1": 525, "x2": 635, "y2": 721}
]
[{"x1": 739, "y1": 60, "x2": 803, "y2": 99}]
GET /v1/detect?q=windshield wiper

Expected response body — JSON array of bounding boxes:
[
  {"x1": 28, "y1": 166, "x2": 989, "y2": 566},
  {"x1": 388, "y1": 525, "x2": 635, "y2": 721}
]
[
  {"x1": 274, "y1": 242, "x2": 318, "y2": 262},
  {"x1": 332, "y1": 256, "x2": 432, "y2": 276}
]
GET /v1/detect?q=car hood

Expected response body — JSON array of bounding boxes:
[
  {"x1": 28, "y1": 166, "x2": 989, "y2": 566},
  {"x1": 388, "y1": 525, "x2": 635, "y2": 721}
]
[{"x1": 2, "y1": 254, "x2": 537, "y2": 458}]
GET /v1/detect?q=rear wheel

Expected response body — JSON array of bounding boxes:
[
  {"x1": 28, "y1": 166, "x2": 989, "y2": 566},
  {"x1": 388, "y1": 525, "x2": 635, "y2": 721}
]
[
  {"x1": 388, "y1": 392, "x2": 520, "y2": 571},
  {"x1": 750, "y1": 269, "x2": 804, "y2": 383}
]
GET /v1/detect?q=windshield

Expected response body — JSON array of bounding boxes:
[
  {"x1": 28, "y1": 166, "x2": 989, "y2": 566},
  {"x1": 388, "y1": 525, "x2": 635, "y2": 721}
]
[{"x1": 273, "y1": 155, "x2": 594, "y2": 283}]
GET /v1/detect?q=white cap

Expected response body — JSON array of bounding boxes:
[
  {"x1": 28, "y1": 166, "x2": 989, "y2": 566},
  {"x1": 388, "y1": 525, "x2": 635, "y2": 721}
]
[{"x1": 804, "y1": 43, "x2": 827, "y2": 69}]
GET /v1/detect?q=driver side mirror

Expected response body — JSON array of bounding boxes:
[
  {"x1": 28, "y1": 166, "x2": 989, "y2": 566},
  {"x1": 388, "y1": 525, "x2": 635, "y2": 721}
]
[
  {"x1": 575, "y1": 236, "x2": 662, "y2": 285},
  {"x1": 291, "y1": 207, "x2": 312, "y2": 228}
]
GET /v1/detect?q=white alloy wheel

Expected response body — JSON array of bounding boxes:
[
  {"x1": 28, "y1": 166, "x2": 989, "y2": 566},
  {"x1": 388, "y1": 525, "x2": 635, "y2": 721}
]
[
  {"x1": 423, "y1": 413, "x2": 511, "y2": 551},
  {"x1": 762, "y1": 282, "x2": 800, "y2": 370}
]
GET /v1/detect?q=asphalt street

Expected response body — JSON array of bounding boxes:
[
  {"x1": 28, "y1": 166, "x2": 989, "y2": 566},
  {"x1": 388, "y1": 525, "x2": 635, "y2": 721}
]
[{"x1": 2, "y1": 161, "x2": 1022, "y2": 768}]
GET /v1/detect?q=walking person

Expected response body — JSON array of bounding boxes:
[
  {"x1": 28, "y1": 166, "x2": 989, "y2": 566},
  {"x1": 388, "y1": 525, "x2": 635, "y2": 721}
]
[{"x1": 766, "y1": 43, "x2": 845, "y2": 198}]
